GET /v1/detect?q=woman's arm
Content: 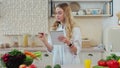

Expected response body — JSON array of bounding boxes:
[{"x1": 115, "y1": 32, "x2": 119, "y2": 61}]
[
  {"x1": 38, "y1": 33, "x2": 53, "y2": 52},
  {"x1": 71, "y1": 27, "x2": 82, "y2": 55},
  {"x1": 58, "y1": 27, "x2": 82, "y2": 55},
  {"x1": 65, "y1": 40, "x2": 77, "y2": 55},
  {"x1": 58, "y1": 35, "x2": 78, "y2": 55}
]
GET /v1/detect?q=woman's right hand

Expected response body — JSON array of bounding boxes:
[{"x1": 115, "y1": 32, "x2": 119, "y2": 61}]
[{"x1": 38, "y1": 33, "x2": 47, "y2": 42}]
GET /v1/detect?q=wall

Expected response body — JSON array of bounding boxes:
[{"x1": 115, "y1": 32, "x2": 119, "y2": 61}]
[
  {"x1": 0, "y1": 0, "x2": 120, "y2": 47},
  {"x1": 0, "y1": 0, "x2": 48, "y2": 35},
  {"x1": 102, "y1": 0, "x2": 120, "y2": 57},
  {"x1": 103, "y1": 0, "x2": 120, "y2": 51},
  {"x1": 0, "y1": 0, "x2": 49, "y2": 45},
  {"x1": 49, "y1": 0, "x2": 120, "y2": 46},
  {"x1": 49, "y1": 17, "x2": 103, "y2": 46}
]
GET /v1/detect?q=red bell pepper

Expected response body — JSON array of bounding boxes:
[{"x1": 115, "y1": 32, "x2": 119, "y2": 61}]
[
  {"x1": 98, "y1": 59, "x2": 107, "y2": 66},
  {"x1": 107, "y1": 60, "x2": 119, "y2": 68}
]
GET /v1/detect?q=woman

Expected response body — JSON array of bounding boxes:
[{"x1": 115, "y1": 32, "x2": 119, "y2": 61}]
[{"x1": 38, "y1": 3, "x2": 82, "y2": 65}]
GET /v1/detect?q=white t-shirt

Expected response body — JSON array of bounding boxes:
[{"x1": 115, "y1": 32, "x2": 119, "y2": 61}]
[{"x1": 48, "y1": 24, "x2": 82, "y2": 65}]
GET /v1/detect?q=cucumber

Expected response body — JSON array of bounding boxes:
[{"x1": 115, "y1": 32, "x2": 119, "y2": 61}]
[{"x1": 93, "y1": 65, "x2": 105, "y2": 68}]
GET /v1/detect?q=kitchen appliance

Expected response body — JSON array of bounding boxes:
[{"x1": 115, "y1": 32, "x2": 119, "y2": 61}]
[{"x1": 103, "y1": 26, "x2": 120, "y2": 52}]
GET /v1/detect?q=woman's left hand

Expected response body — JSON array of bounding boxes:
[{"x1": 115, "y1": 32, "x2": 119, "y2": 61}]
[{"x1": 58, "y1": 35, "x2": 70, "y2": 44}]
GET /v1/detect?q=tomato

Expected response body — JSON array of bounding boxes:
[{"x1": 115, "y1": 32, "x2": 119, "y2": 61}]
[
  {"x1": 106, "y1": 60, "x2": 119, "y2": 68},
  {"x1": 98, "y1": 60, "x2": 107, "y2": 66}
]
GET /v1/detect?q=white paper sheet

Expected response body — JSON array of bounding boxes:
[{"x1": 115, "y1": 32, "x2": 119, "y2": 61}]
[{"x1": 50, "y1": 31, "x2": 64, "y2": 45}]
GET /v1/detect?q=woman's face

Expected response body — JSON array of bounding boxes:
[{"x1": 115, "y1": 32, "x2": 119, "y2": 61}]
[{"x1": 55, "y1": 7, "x2": 65, "y2": 22}]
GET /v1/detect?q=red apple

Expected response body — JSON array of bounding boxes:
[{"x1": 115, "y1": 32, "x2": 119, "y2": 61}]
[
  {"x1": 29, "y1": 64, "x2": 37, "y2": 68},
  {"x1": 19, "y1": 64, "x2": 27, "y2": 68}
]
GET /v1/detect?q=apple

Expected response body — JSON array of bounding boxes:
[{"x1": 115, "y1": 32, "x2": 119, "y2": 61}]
[
  {"x1": 19, "y1": 64, "x2": 27, "y2": 68},
  {"x1": 28, "y1": 64, "x2": 37, "y2": 68}
]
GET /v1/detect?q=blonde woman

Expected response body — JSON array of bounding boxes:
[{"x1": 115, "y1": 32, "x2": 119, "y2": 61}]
[{"x1": 38, "y1": 3, "x2": 82, "y2": 65}]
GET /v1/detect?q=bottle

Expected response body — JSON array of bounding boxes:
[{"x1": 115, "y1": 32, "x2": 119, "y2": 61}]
[
  {"x1": 23, "y1": 34, "x2": 29, "y2": 47},
  {"x1": 12, "y1": 36, "x2": 19, "y2": 47},
  {"x1": 84, "y1": 54, "x2": 93, "y2": 68},
  {"x1": 31, "y1": 35, "x2": 36, "y2": 47},
  {"x1": 118, "y1": 19, "x2": 120, "y2": 25}
]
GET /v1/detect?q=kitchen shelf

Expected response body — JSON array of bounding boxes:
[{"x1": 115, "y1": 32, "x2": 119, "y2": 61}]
[
  {"x1": 50, "y1": 0, "x2": 113, "y2": 17},
  {"x1": 52, "y1": 0, "x2": 112, "y2": 2},
  {"x1": 52, "y1": 14, "x2": 112, "y2": 17}
]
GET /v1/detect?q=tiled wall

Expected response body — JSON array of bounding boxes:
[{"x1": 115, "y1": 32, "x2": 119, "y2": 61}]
[{"x1": 0, "y1": 0, "x2": 48, "y2": 35}]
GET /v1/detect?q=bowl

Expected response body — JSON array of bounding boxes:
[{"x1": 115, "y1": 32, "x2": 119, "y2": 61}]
[{"x1": 85, "y1": 8, "x2": 102, "y2": 15}]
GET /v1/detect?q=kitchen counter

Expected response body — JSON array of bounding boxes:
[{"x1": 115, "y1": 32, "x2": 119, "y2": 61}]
[
  {"x1": 34, "y1": 63, "x2": 93, "y2": 68},
  {"x1": 81, "y1": 47, "x2": 105, "y2": 52},
  {"x1": 0, "y1": 46, "x2": 47, "y2": 54},
  {"x1": 62, "y1": 64, "x2": 84, "y2": 68},
  {"x1": 0, "y1": 47, "x2": 103, "y2": 68},
  {"x1": 0, "y1": 46, "x2": 105, "y2": 54}
]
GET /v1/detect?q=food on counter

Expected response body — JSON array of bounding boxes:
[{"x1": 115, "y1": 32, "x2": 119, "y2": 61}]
[
  {"x1": 1, "y1": 49, "x2": 42, "y2": 68},
  {"x1": 45, "y1": 64, "x2": 61, "y2": 68},
  {"x1": 106, "y1": 60, "x2": 119, "y2": 68},
  {"x1": 98, "y1": 59, "x2": 107, "y2": 66},
  {"x1": 19, "y1": 64, "x2": 27, "y2": 68},
  {"x1": 93, "y1": 65, "x2": 108, "y2": 68},
  {"x1": 45, "y1": 65, "x2": 52, "y2": 68},
  {"x1": 1, "y1": 49, "x2": 26, "y2": 68},
  {"x1": 118, "y1": 59, "x2": 120, "y2": 66},
  {"x1": 23, "y1": 55, "x2": 33, "y2": 66},
  {"x1": 54, "y1": 64, "x2": 61, "y2": 68},
  {"x1": 33, "y1": 51, "x2": 42, "y2": 58},
  {"x1": 19, "y1": 64, "x2": 36, "y2": 68},
  {"x1": 95, "y1": 53, "x2": 120, "y2": 68},
  {"x1": 106, "y1": 53, "x2": 120, "y2": 61},
  {"x1": 24, "y1": 51, "x2": 37, "y2": 59},
  {"x1": 28, "y1": 64, "x2": 36, "y2": 68}
]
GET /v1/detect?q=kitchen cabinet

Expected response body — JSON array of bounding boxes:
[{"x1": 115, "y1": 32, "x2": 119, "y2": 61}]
[
  {"x1": 79, "y1": 51, "x2": 104, "y2": 65},
  {"x1": 50, "y1": 0, "x2": 113, "y2": 17}
]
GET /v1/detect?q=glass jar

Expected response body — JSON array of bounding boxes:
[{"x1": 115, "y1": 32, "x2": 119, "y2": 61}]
[
  {"x1": 118, "y1": 19, "x2": 120, "y2": 25},
  {"x1": 31, "y1": 35, "x2": 36, "y2": 47},
  {"x1": 23, "y1": 34, "x2": 29, "y2": 47}
]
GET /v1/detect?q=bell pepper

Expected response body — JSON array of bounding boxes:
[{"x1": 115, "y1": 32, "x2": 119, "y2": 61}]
[
  {"x1": 106, "y1": 60, "x2": 119, "y2": 68},
  {"x1": 98, "y1": 59, "x2": 107, "y2": 66}
]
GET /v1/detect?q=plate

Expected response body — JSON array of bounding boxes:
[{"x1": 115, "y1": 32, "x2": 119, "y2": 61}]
[{"x1": 70, "y1": 2, "x2": 80, "y2": 12}]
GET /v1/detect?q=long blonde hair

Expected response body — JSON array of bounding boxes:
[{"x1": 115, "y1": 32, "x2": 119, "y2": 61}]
[{"x1": 52, "y1": 3, "x2": 75, "y2": 40}]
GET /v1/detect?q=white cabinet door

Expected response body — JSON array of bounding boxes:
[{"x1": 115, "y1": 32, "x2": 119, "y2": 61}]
[{"x1": 79, "y1": 52, "x2": 103, "y2": 65}]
